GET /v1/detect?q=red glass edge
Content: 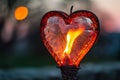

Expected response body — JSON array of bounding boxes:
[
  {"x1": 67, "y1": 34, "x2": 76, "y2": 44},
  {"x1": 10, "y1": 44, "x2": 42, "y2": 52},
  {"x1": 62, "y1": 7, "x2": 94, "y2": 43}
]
[{"x1": 40, "y1": 10, "x2": 100, "y2": 67}]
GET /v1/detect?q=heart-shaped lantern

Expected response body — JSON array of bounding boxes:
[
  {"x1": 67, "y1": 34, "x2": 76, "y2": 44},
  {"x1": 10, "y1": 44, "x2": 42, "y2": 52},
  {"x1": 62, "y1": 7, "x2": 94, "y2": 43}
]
[{"x1": 40, "y1": 9, "x2": 99, "y2": 67}]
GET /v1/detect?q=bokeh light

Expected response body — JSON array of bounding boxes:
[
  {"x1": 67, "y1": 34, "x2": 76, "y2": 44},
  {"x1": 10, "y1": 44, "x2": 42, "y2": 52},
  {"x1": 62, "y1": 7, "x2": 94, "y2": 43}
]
[
  {"x1": 0, "y1": 0, "x2": 120, "y2": 80},
  {"x1": 14, "y1": 6, "x2": 28, "y2": 21}
]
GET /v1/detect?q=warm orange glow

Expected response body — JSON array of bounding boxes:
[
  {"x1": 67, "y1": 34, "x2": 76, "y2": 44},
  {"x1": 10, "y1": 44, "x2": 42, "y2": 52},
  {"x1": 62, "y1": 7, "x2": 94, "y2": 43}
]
[
  {"x1": 75, "y1": 33, "x2": 97, "y2": 66},
  {"x1": 14, "y1": 6, "x2": 28, "y2": 20},
  {"x1": 64, "y1": 28, "x2": 85, "y2": 55},
  {"x1": 41, "y1": 12, "x2": 99, "y2": 67}
]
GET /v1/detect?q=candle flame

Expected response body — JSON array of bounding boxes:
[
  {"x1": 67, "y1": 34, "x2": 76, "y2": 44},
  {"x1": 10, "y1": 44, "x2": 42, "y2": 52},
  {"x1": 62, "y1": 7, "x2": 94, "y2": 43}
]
[{"x1": 64, "y1": 27, "x2": 85, "y2": 55}]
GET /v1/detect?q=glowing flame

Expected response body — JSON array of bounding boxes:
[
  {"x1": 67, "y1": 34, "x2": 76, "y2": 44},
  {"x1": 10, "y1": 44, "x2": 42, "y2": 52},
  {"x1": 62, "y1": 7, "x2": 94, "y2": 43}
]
[{"x1": 64, "y1": 28, "x2": 85, "y2": 55}]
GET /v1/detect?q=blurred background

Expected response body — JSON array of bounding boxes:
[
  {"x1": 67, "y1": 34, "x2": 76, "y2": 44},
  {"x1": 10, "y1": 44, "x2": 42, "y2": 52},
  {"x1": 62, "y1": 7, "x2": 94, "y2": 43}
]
[{"x1": 0, "y1": 0, "x2": 120, "y2": 80}]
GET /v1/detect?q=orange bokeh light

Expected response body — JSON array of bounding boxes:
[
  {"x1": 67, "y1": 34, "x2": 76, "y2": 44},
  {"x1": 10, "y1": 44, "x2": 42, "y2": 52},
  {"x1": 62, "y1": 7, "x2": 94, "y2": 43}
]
[{"x1": 14, "y1": 6, "x2": 28, "y2": 20}]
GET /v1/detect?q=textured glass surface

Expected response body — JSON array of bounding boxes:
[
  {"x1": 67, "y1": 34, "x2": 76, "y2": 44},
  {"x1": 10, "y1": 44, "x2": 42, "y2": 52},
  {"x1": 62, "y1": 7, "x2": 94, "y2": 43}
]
[{"x1": 44, "y1": 16, "x2": 97, "y2": 66}]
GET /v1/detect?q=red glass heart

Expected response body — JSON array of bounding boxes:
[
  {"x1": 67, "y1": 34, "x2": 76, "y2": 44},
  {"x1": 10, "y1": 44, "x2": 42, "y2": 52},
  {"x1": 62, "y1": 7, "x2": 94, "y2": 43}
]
[{"x1": 40, "y1": 11, "x2": 99, "y2": 67}]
